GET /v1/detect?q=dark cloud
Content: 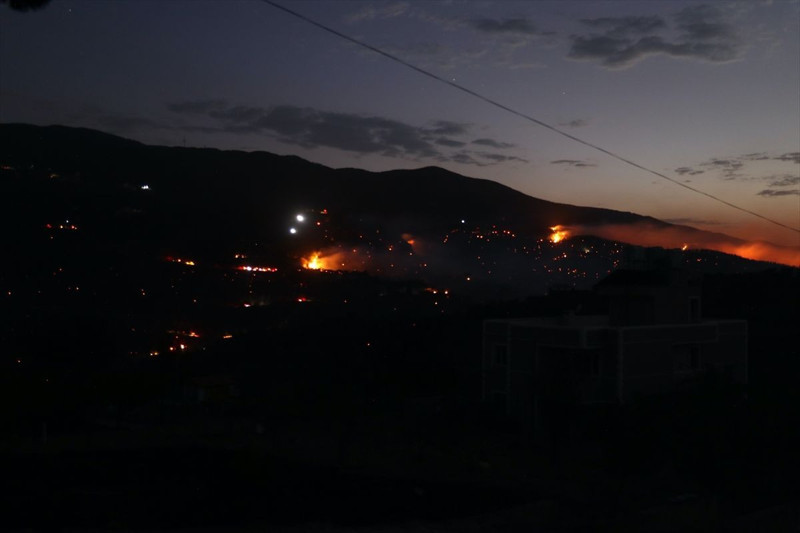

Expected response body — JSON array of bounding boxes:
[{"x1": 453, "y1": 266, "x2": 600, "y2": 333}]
[
  {"x1": 768, "y1": 175, "x2": 800, "y2": 187},
  {"x1": 444, "y1": 150, "x2": 528, "y2": 167},
  {"x1": 209, "y1": 105, "x2": 266, "y2": 124},
  {"x1": 775, "y1": 152, "x2": 800, "y2": 164},
  {"x1": 450, "y1": 151, "x2": 486, "y2": 166},
  {"x1": 471, "y1": 138, "x2": 514, "y2": 149},
  {"x1": 551, "y1": 159, "x2": 596, "y2": 168},
  {"x1": 700, "y1": 158, "x2": 744, "y2": 179},
  {"x1": 435, "y1": 138, "x2": 466, "y2": 148},
  {"x1": 675, "y1": 5, "x2": 736, "y2": 41},
  {"x1": 423, "y1": 120, "x2": 470, "y2": 136},
  {"x1": 558, "y1": 119, "x2": 589, "y2": 128},
  {"x1": 568, "y1": 5, "x2": 742, "y2": 68},
  {"x1": 469, "y1": 18, "x2": 553, "y2": 37},
  {"x1": 167, "y1": 101, "x2": 523, "y2": 166},
  {"x1": 476, "y1": 152, "x2": 527, "y2": 163},
  {"x1": 170, "y1": 101, "x2": 438, "y2": 158},
  {"x1": 167, "y1": 99, "x2": 226, "y2": 114},
  {"x1": 345, "y1": 1, "x2": 408, "y2": 23},
  {"x1": 675, "y1": 166, "x2": 705, "y2": 176},
  {"x1": 757, "y1": 189, "x2": 799, "y2": 197},
  {"x1": 580, "y1": 16, "x2": 666, "y2": 36},
  {"x1": 742, "y1": 152, "x2": 770, "y2": 161}
]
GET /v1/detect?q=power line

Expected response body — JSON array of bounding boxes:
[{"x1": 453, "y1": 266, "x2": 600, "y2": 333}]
[{"x1": 263, "y1": 0, "x2": 800, "y2": 235}]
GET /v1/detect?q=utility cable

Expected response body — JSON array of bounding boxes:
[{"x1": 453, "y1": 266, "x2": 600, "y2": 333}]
[{"x1": 263, "y1": 0, "x2": 800, "y2": 234}]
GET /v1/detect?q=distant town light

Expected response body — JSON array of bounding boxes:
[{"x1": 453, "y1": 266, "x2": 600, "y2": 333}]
[
  {"x1": 289, "y1": 227, "x2": 297, "y2": 234},
  {"x1": 141, "y1": 184, "x2": 150, "y2": 190},
  {"x1": 296, "y1": 214, "x2": 305, "y2": 222}
]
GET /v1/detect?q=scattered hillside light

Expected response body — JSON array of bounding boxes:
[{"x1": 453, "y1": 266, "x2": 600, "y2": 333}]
[
  {"x1": 682, "y1": 244, "x2": 689, "y2": 251},
  {"x1": 141, "y1": 184, "x2": 150, "y2": 190},
  {"x1": 296, "y1": 214, "x2": 305, "y2": 222},
  {"x1": 238, "y1": 265, "x2": 278, "y2": 273},
  {"x1": 461, "y1": 219, "x2": 465, "y2": 224},
  {"x1": 289, "y1": 227, "x2": 297, "y2": 234}
]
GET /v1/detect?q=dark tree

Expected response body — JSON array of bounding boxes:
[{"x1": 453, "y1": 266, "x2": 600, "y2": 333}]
[{"x1": 2, "y1": 0, "x2": 52, "y2": 12}]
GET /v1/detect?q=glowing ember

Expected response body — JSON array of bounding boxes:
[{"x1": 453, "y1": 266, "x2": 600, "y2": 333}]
[
  {"x1": 681, "y1": 244, "x2": 689, "y2": 251},
  {"x1": 549, "y1": 225, "x2": 569, "y2": 244},
  {"x1": 165, "y1": 256, "x2": 197, "y2": 266}
]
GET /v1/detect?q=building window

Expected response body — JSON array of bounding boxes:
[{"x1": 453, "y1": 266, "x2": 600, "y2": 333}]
[{"x1": 494, "y1": 344, "x2": 508, "y2": 366}]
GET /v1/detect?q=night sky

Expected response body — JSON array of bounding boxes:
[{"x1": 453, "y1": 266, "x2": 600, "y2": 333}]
[{"x1": 2, "y1": 0, "x2": 798, "y2": 247}]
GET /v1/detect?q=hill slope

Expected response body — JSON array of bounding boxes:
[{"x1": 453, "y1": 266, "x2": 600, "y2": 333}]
[{"x1": 1, "y1": 123, "x2": 793, "y2": 281}]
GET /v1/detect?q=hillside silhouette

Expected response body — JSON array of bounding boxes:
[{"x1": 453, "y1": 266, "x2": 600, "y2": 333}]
[{"x1": 0, "y1": 123, "x2": 717, "y2": 237}]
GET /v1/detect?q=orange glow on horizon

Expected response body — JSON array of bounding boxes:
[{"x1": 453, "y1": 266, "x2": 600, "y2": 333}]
[{"x1": 566, "y1": 223, "x2": 800, "y2": 267}]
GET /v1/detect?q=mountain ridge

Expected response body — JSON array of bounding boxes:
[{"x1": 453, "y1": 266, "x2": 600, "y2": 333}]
[
  {"x1": 2, "y1": 123, "x2": 796, "y2": 270},
  {"x1": 0, "y1": 123, "x2": 719, "y2": 233}
]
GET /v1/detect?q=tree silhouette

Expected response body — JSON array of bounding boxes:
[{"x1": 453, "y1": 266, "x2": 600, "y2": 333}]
[{"x1": 1, "y1": 0, "x2": 52, "y2": 12}]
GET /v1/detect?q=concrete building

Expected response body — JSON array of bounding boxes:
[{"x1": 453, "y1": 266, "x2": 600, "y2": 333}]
[{"x1": 482, "y1": 268, "x2": 747, "y2": 432}]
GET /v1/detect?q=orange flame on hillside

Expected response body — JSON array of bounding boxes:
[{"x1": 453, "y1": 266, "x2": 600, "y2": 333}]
[
  {"x1": 302, "y1": 251, "x2": 350, "y2": 270},
  {"x1": 549, "y1": 225, "x2": 569, "y2": 244},
  {"x1": 302, "y1": 252, "x2": 325, "y2": 270}
]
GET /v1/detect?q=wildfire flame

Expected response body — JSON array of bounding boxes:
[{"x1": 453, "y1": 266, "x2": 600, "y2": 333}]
[
  {"x1": 302, "y1": 251, "x2": 346, "y2": 270},
  {"x1": 303, "y1": 252, "x2": 323, "y2": 270},
  {"x1": 549, "y1": 225, "x2": 569, "y2": 244}
]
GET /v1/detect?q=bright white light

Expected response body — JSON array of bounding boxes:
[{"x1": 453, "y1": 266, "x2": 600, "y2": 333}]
[
  {"x1": 141, "y1": 185, "x2": 150, "y2": 190},
  {"x1": 461, "y1": 219, "x2": 465, "y2": 224},
  {"x1": 289, "y1": 227, "x2": 297, "y2": 234},
  {"x1": 296, "y1": 214, "x2": 305, "y2": 222}
]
